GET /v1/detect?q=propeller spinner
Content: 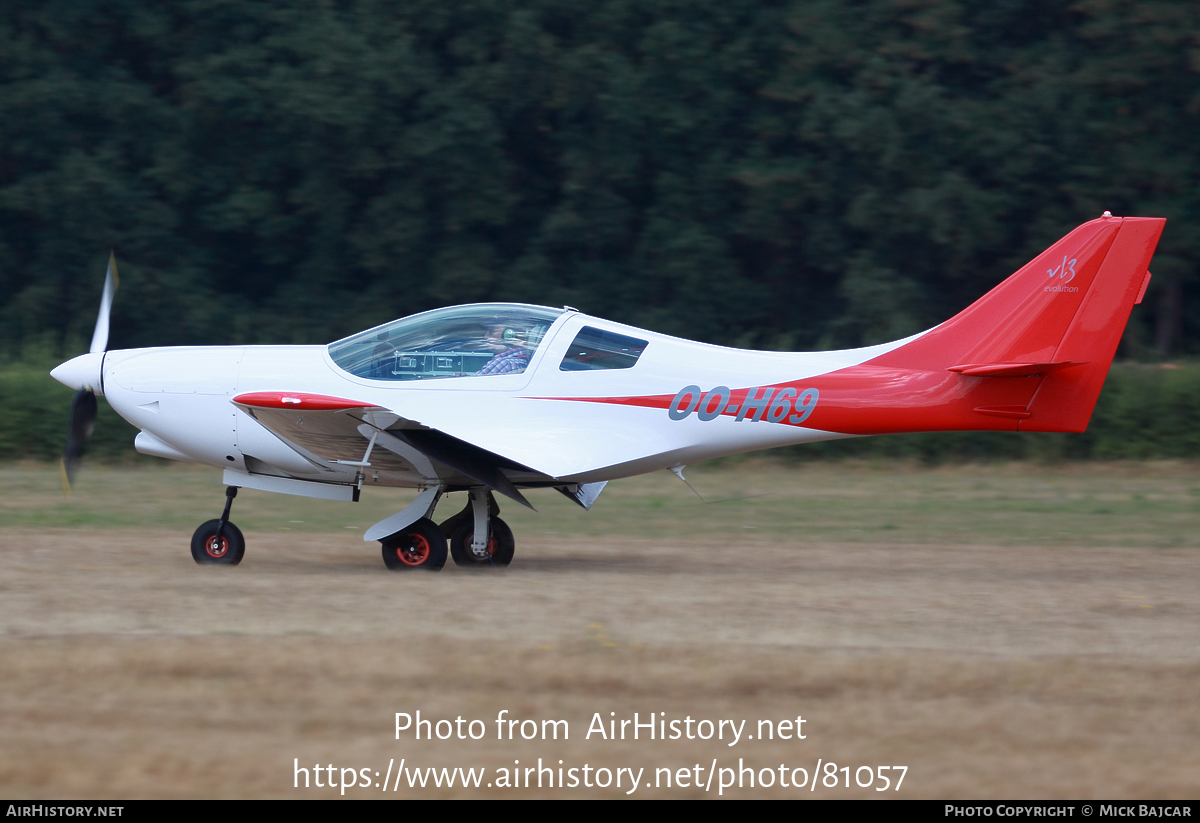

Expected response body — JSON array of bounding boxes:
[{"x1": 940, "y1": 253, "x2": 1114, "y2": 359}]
[{"x1": 52, "y1": 252, "x2": 119, "y2": 492}]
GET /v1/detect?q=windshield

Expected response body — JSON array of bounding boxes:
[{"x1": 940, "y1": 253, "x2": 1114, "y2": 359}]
[{"x1": 328, "y1": 304, "x2": 564, "y2": 381}]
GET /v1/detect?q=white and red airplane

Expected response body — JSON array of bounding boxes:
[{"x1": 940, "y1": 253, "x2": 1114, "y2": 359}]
[{"x1": 51, "y1": 213, "x2": 1164, "y2": 571}]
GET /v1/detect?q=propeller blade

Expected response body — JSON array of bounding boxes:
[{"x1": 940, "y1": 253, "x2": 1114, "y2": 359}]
[
  {"x1": 62, "y1": 252, "x2": 117, "y2": 493},
  {"x1": 62, "y1": 387, "x2": 98, "y2": 493},
  {"x1": 89, "y1": 251, "x2": 119, "y2": 354}
]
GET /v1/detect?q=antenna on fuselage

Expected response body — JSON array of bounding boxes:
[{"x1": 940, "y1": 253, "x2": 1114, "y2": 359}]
[{"x1": 668, "y1": 464, "x2": 773, "y2": 505}]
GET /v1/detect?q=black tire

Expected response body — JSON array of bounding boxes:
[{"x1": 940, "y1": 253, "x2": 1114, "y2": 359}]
[
  {"x1": 381, "y1": 518, "x2": 447, "y2": 571},
  {"x1": 450, "y1": 516, "x2": 514, "y2": 568},
  {"x1": 191, "y1": 519, "x2": 246, "y2": 566}
]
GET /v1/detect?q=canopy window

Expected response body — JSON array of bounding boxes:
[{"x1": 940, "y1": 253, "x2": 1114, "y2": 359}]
[{"x1": 330, "y1": 304, "x2": 564, "y2": 381}]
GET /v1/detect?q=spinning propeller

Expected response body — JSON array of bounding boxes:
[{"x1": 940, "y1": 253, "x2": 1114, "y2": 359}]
[{"x1": 56, "y1": 252, "x2": 118, "y2": 493}]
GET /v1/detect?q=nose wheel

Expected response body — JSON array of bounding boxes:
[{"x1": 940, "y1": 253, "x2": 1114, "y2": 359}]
[{"x1": 191, "y1": 486, "x2": 245, "y2": 565}]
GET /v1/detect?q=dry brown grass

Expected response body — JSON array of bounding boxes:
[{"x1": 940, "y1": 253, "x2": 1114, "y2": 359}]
[{"x1": 2, "y1": 485, "x2": 1200, "y2": 798}]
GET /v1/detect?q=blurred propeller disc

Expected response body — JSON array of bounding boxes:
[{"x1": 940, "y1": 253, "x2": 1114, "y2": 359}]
[
  {"x1": 62, "y1": 388, "x2": 98, "y2": 493},
  {"x1": 59, "y1": 251, "x2": 119, "y2": 494},
  {"x1": 90, "y1": 252, "x2": 119, "y2": 354}
]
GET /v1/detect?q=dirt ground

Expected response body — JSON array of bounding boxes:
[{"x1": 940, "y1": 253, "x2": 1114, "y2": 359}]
[{"x1": 1, "y1": 463, "x2": 1199, "y2": 798}]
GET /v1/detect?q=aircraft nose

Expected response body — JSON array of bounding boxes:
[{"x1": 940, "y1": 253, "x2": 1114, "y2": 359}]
[{"x1": 51, "y1": 352, "x2": 106, "y2": 395}]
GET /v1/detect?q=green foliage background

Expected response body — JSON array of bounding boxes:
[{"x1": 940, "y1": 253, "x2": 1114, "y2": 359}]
[
  {"x1": 2, "y1": 0, "x2": 1198, "y2": 354},
  {"x1": 1, "y1": 1, "x2": 1198, "y2": 463},
  {"x1": 4, "y1": 359, "x2": 1199, "y2": 463}
]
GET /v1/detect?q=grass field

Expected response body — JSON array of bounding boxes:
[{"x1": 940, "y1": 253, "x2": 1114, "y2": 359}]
[
  {"x1": 6, "y1": 458, "x2": 1200, "y2": 546},
  {"x1": 1, "y1": 460, "x2": 1198, "y2": 798}
]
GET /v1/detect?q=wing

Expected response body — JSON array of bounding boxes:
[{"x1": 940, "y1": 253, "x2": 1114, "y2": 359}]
[{"x1": 232, "y1": 392, "x2": 541, "y2": 507}]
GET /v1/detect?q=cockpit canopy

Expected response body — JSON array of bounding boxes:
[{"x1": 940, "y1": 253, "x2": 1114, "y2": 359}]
[{"x1": 328, "y1": 304, "x2": 565, "y2": 381}]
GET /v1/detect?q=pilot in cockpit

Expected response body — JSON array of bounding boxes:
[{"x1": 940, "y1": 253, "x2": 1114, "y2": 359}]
[{"x1": 476, "y1": 321, "x2": 545, "y2": 375}]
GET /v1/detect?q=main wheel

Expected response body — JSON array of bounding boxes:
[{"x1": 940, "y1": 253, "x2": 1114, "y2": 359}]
[
  {"x1": 450, "y1": 516, "x2": 514, "y2": 568},
  {"x1": 191, "y1": 519, "x2": 246, "y2": 566},
  {"x1": 438, "y1": 493, "x2": 500, "y2": 537},
  {"x1": 381, "y1": 518, "x2": 447, "y2": 571}
]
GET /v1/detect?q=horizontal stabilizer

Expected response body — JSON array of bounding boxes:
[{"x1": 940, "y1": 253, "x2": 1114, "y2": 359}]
[
  {"x1": 949, "y1": 361, "x2": 1087, "y2": 378},
  {"x1": 974, "y1": 405, "x2": 1032, "y2": 419}
]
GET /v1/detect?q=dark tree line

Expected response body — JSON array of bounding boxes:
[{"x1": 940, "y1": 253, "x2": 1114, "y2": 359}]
[{"x1": 1, "y1": 0, "x2": 1197, "y2": 357}]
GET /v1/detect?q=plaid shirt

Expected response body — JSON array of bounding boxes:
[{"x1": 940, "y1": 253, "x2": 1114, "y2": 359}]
[{"x1": 477, "y1": 348, "x2": 530, "y2": 375}]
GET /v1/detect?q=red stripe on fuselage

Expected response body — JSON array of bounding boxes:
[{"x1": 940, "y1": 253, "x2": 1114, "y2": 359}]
[{"x1": 528, "y1": 361, "x2": 1038, "y2": 435}]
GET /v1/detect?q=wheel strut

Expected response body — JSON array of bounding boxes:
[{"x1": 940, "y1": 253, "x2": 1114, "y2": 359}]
[
  {"x1": 469, "y1": 488, "x2": 490, "y2": 556},
  {"x1": 213, "y1": 486, "x2": 237, "y2": 545}
]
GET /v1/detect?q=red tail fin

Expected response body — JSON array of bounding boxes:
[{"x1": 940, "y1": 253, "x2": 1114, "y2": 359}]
[
  {"x1": 794, "y1": 215, "x2": 1165, "y2": 436},
  {"x1": 867, "y1": 215, "x2": 1149, "y2": 372},
  {"x1": 1023, "y1": 217, "x2": 1165, "y2": 431}
]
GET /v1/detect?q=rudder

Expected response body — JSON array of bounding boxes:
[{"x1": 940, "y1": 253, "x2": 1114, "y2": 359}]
[{"x1": 1022, "y1": 217, "x2": 1165, "y2": 431}]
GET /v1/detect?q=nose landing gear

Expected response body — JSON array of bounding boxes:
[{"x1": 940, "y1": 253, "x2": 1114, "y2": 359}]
[{"x1": 191, "y1": 486, "x2": 245, "y2": 565}]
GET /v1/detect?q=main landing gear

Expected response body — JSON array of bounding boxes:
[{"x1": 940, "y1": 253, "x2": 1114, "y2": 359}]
[
  {"x1": 377, "y1": 490, "x2": 515, "y2": 571},
  {"x1": 380, "y1": 518, "x2": 448, "y2": 571},
  {"x1": 191, "y1": 486, "x2": 245, "y2": 565},
  {"x1": 448, "y1": 516, "x2": 514, "y2": 568}
]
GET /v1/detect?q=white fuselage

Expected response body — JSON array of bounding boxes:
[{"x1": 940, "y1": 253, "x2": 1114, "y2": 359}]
[{"x1": 86, "y1": 310, "x2": 901, "y2": 489}]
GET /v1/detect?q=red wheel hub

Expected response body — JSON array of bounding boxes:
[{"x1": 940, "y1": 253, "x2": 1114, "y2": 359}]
[
  {"x1": 468, "y1": 532, "x2": 496, "y2": 559},
  {"x1": 206, "y1": 535, "x2": 229, "y2": 559},
  {"x1": 396, "y1": 533, "x2": 431, "y2": 566}
]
